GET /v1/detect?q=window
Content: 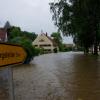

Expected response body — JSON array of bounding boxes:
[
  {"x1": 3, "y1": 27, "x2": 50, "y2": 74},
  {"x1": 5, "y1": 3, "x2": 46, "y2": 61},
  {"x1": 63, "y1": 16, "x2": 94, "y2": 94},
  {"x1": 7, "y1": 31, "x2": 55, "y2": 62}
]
[
  {"x1": 40, "y1": 44, "x2": 51, "y2": 47},
  {"x1": 39, "y1": 39, "x2": 44, "y2": 42},
  {"x1": 34, "y1": 45, "x2": 38, "y2": 47}
]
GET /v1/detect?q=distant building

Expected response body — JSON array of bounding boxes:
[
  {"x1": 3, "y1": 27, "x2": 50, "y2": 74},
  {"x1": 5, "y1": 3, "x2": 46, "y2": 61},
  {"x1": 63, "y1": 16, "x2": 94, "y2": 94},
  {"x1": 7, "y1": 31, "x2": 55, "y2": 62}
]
[
  {"x1": 0, "y1": 28, "x2": 8, "y2": 42},
  {"x1": 64, "y1": 43, "x2": 74, "y2": 48},
  {"x1": 32, "y1": 33, "x2": 58, "y2": 53},
  {"x1": 0, "y1": 21, "x2": 11, "y2": 42},
  {"x1": 63, "y1": 43, "x2": 75, "y2": 51}
]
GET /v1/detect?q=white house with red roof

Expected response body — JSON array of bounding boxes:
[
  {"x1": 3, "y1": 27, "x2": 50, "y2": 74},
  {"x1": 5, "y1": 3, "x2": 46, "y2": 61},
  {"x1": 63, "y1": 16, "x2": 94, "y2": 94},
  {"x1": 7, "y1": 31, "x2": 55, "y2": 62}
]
[{"x1": 32, "y1": 33, "x2": 58, "y2": 53}]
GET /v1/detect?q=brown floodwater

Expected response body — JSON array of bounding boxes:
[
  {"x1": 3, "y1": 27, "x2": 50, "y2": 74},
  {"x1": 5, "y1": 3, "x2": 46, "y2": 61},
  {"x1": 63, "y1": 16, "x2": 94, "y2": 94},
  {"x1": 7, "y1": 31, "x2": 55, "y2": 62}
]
[{"x1": 13, "y1": 52, "x2": 100, "y2": 100}]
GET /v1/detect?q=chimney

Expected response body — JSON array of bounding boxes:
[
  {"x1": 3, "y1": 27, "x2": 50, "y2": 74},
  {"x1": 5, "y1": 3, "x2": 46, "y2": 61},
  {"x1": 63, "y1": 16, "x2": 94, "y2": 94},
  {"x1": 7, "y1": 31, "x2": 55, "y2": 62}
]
[{"x1": 46, "y1": 32, "x2": 48, "y2": 36}]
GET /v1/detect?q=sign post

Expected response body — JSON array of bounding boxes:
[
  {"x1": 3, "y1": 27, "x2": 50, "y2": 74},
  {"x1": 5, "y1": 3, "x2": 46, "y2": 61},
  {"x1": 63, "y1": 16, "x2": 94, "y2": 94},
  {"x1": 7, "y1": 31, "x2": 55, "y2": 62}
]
[
  {"x1": 0, "y1": 67, "x2": 14, "y2": 100},
  {"x1": 0, "y1": 43, "x2": 27, "y2": 100}
]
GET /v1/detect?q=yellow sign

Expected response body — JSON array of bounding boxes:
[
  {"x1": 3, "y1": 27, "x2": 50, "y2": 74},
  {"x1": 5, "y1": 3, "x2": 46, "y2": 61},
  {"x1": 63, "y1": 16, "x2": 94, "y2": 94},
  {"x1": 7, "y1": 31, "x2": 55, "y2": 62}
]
[{"x1": 0, "y1": 43, "x2": 27, "y2": 67}]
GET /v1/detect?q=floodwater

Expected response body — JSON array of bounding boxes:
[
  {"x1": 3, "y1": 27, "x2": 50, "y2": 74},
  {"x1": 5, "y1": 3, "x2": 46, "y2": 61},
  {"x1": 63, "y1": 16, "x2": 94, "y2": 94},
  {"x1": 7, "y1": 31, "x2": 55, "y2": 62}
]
[{"x1": 13, "y1": 52, "x2": 100, "y2": 100}]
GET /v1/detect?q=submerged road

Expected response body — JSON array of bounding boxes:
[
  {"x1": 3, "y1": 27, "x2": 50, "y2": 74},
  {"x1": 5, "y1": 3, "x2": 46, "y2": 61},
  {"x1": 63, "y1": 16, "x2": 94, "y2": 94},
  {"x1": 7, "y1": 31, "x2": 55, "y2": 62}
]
[{"x1": 13, "y1": 52, "x2": 100, "y2": 100}]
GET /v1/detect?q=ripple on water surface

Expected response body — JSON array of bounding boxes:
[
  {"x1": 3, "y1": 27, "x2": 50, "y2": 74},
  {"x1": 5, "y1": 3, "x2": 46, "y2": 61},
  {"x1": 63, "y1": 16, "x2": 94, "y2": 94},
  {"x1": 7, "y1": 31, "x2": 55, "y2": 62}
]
[{"x1": 13, "y1": 52, "x2": 100, "y2": 100}]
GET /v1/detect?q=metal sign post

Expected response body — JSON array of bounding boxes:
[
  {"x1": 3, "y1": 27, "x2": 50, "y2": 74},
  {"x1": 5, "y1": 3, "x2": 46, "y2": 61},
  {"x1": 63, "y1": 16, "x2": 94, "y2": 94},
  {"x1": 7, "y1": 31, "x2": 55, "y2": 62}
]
[{"x1": 0, "y1": 67, "x2": 14, "y2": 100}]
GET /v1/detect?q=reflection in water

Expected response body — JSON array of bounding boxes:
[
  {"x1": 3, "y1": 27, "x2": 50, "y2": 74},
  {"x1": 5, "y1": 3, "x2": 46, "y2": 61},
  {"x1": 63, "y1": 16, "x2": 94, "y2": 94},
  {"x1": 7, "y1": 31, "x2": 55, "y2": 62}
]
[
  {"x1": 0, "y1": 67, "x2": 13, "y2": 100},
  {"x1": 72, "y1": 55, "x2": 100, "y2": 100},
  {"x1": 56, "y1": 53, "x2": 100, "y2": 100},
  {"x1": 13, "y1": 52, "x2": 100, "y2": 100}
]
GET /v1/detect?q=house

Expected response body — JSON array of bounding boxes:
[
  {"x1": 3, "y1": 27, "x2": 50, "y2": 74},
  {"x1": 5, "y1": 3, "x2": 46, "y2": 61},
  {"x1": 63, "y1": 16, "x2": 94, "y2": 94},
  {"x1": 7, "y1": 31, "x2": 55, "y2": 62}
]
[
  {"x1": 0, "y1": 28, "x2": 8, "y2": 42},
  {"x1": 32, "y1": 33, "x2": 58, "y2": 53},
  {"x1": 0, "y1": 21, "x2": 11, "y2": 42}
]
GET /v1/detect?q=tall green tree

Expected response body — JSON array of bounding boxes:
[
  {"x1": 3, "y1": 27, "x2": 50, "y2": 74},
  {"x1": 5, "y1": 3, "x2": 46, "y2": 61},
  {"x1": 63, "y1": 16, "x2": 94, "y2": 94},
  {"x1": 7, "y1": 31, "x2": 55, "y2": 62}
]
[
  {"x1": 8, "y1": 26, "x2": 22, "y2": 40},
  {"x1": 50, "y1": 0, "x2": 100, "y2": 55},
  {"x1": 73, "y1": 0, "x2": 100, "y2": 54},
  {"x1": 8, "y1": 26, "x2": 37, "y2": 42}
]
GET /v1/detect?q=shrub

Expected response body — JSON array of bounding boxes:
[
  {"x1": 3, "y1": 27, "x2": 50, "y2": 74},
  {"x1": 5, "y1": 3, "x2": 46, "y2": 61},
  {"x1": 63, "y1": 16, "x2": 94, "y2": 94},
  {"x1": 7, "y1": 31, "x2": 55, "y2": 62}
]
[{"x1": 9, "y1": 37, "x2": 40, "y2": 63}]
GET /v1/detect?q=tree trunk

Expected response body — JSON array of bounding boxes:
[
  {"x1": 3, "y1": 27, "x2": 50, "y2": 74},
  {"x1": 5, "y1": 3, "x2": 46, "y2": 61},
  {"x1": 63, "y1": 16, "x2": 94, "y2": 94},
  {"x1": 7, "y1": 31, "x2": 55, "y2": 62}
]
[
  {"x1": 91, "y1": 46, "x2": 94, "y2": 54},
  {"x1": 94, "y1": 43, "x2": 98, "y2": 55},
  {"x1": 84, "y1": 47, "x2": 89, "y2": 54}
]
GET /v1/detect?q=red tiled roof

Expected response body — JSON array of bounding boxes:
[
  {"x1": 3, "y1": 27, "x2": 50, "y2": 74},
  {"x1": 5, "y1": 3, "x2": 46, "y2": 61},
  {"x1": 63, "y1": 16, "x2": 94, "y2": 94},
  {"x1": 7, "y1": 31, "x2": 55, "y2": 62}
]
[{"x1": 0, "y1": 28, "x2": 7, "y2": 41}]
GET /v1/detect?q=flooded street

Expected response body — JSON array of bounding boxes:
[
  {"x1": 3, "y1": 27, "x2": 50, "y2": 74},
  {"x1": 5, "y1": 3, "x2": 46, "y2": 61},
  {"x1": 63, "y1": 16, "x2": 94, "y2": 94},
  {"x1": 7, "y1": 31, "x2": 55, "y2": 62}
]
[{"x1": 13, "y1": 52, "x2": 100, "y2": 100}]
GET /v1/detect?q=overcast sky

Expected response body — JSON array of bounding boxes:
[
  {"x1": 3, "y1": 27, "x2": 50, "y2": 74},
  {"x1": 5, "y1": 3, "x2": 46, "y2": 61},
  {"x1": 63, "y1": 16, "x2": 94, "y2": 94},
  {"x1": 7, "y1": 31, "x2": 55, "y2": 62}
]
[{"x1": 0, "y1": 0, "x2": 73, "y2": 43}]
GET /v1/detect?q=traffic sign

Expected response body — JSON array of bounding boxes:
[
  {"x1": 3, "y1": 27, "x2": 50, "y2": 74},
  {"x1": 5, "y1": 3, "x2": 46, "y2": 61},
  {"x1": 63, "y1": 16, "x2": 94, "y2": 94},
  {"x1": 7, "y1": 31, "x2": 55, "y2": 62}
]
[{"x1": 0, "y1": 43, "x2": 27, "y2": 67}]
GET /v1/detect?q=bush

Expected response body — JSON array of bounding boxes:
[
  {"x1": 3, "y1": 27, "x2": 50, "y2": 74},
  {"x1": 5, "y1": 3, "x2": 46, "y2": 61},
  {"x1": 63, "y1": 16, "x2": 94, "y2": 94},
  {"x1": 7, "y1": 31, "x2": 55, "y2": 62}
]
[
  {"x1": 9, "y1": 37, "x2": 40, "y2": 64},
  {"x1": 53, "y1": 48, "x2": 58, "y2": 53}
]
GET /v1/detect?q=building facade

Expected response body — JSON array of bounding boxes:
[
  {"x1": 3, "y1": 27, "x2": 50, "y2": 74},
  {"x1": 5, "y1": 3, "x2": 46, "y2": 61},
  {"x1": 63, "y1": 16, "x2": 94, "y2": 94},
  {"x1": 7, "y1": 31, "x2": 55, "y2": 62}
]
[
  {"x1": 0, "y1": 28, "x2": 8, "y2": 42},
  {"x1": 32, "y1": 33, "x2": 58, "y2": 53}
]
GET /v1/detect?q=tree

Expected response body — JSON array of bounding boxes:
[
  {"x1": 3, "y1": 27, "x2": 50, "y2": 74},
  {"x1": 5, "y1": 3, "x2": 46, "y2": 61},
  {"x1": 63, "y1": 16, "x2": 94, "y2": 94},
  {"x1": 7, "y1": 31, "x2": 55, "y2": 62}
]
[
  {"x1": 22, "y1": 31, "x2": 37, "y2": 42},
  {"x1": 9, "y1": 37, "x2": 39, "y2": 63},
  {"x1": 8, "y1": 26, "x2": 22, "y2": 40},
  {"x1": 73, "y1": 0, "x2": 100, "y2": 54},
  {"x1": 51, "y1": 32, "x2": 63, "y2": 51},
  {"x1": 8, "y1": 26, "x2": 37, "y2": 42},
  {"x1": 51, "y1": 32, "x2": 62, "y2": 44},
  {"x1": 50, "y1": 0, "x2": 100, "y2": 55}
]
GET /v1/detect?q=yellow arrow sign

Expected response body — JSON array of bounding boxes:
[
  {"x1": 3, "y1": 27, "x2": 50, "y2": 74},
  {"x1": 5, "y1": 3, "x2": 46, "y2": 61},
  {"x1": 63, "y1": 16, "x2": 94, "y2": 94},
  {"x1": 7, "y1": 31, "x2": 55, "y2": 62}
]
[{"x1": 0, "y1": 43, "x2": 27, "y2": 67}]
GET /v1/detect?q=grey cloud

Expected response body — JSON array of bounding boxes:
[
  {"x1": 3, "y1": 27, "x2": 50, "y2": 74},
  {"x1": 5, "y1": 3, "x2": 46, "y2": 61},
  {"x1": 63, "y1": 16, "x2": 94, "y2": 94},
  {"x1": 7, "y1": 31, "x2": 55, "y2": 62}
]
[{"x1": 0, "y1": 0, "x2": 73, "y2": 43}]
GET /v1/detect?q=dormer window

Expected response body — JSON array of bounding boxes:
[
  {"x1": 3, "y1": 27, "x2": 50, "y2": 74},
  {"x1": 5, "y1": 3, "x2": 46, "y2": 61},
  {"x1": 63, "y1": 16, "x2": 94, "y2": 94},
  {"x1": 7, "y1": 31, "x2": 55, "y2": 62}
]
[{"x1": 39, "y1": 39, "x2": 44, "y2": 42}]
